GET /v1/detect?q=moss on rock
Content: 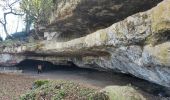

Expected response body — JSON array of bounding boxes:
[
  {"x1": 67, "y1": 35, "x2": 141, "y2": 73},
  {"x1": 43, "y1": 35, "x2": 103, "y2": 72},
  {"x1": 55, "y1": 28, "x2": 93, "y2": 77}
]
[
  {"x1": 102, "y1": 85, "x2": 146, "y2": 100},
  {"x1": 20, "y1": 80, "x2": 149, "y2": 100},
  {"x1": 151, "y1": 0, "x2": 170, "y2": 33},
  {"x1": 144, "y1": 42, "x2": 170, "y2": 67},
  {"x1": 19, "y1": 80, "x2": 108, "y2": 100}
]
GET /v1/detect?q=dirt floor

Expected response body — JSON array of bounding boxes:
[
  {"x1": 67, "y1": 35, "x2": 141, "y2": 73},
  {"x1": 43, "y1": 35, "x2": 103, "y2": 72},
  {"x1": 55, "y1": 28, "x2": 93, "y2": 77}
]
[
  {"x1": 0, "y1": 73, "x2": 35, "y2": 100},
  {"x1": 0, "y1": 68, "x2": 169, "y2": 100}
]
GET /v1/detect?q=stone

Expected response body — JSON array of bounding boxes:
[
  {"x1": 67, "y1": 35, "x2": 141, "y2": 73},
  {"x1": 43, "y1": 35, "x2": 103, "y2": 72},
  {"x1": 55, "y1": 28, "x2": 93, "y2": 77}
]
[
  {"x1": 44, "y1": 32, "x2": 61, "y2": 41},
  {"x1": 47, "y1": 0, "x2": 162, "y2": 41},
  {"x1": 101, "y1": 86, "x2": 146, "y2": 100},
  {"x1": 0, "y1": 0, "x2": 170, "y2": 88}
]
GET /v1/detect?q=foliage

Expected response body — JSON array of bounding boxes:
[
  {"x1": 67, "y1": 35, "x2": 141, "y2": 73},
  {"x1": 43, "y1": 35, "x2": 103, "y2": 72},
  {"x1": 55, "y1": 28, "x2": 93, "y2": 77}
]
[
  {"x1": 20, "y1": 0, "x2": 53, "y2": 39},
  {"x1": 20, "y1": 0, "x2": 53, "y2": 25},
  {"x1": 19, "y1": 80, "x2": 146, "y2": 100},
  {"x1": 19, "y1": 80, "x2": 108, "y2": 100},
  {"x1": 33, "y1": 80, "x2": 49, "y2": 89},
  {"x1": 0, "y1": 37, "x2": 2, "y2": 41}
]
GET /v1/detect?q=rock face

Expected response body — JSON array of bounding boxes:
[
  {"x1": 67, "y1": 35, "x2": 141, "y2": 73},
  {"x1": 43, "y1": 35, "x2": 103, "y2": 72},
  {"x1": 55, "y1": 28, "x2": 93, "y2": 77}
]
[
  {"x1": 0, "y1": 0, "x2": 170, "y2": 88},
  {"x1": 47, "y1": 0, "x2": 162, "y2": 41}
]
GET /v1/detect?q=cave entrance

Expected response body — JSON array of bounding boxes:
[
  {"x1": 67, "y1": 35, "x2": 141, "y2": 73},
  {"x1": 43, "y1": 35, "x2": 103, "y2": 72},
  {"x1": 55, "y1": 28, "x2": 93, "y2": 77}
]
[
  {"x1": 14, "y1": 59, "x2": 170, "y2": 97},
  {"x1": 16, "y1": 59, "x2": 54, "y2": 72},
  {"x1": 15, "y1": 59, "x2": 94, "y2": 73}
]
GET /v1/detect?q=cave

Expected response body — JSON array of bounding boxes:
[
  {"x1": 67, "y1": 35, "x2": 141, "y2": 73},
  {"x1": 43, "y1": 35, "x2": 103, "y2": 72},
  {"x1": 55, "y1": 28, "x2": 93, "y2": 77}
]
[
  {"x1": 16, "y1": 59, "x2": 54, "y2": 72},
  {"x1": 14, "y1": 59, "x2": 170, "y2": 97},
  {"x1": 15, "y1": 59, "x2": 95, "y2": 73}
]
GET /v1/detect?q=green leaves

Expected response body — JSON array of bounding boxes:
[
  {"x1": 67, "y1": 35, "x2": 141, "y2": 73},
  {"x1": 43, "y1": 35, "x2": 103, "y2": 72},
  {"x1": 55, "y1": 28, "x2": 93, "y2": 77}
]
[{"x1": 20, "y1": 0, "x2": 53, "y2": 25}]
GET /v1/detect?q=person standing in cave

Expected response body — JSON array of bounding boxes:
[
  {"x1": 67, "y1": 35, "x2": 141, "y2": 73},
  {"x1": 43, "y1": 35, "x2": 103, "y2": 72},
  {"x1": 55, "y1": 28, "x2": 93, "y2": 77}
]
[{"x1": 37, "y1": 64, "x2": 42, "y2": 74}]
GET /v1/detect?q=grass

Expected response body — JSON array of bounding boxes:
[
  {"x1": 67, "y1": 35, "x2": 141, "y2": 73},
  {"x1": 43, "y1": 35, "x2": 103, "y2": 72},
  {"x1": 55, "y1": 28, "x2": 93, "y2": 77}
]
[
  {"x1": 19, "y1": 80, "x2": 108, "y2": 100},
  {"x1": 20, "y1": 80, "x2": 146, "y2": 100}
]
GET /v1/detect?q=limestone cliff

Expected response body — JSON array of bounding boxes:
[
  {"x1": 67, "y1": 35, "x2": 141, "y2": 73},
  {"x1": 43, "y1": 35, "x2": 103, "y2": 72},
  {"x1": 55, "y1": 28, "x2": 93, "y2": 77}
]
[
  {"x1": 46, "y1": 0, "x2": 162, "y2": 41},
  {"x1": 0, "y1": 0, "x2": 170, "y2": 88}
]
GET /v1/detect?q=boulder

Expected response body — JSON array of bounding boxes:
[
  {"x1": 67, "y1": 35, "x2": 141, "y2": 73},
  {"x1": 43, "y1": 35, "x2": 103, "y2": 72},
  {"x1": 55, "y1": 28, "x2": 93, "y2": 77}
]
[{"x1": 101, "y1": 86, "x2": 145, "y2": 100}]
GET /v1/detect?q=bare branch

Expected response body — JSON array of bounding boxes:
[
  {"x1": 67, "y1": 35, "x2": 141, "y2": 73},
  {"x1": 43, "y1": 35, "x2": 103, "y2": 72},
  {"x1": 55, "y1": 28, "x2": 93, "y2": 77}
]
[
  {"x1": 8, "y1": 0, "x2": 20, "y2": 8},
  {"x1": 0, "y1": 0, "x2": 23, "y2": 37},
  {"x1": 0, "y1": 20, "x2": 4, "y2": 25},
  {"x1": 4, "y1": 11, "x2": 24, "y2": 16}
]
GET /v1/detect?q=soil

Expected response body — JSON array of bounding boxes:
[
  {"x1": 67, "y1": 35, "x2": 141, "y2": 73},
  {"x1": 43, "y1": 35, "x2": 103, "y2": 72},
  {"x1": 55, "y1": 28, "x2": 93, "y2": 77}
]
[{"x1": 0, "y1": 73, "x2": 35, "y2": 100}]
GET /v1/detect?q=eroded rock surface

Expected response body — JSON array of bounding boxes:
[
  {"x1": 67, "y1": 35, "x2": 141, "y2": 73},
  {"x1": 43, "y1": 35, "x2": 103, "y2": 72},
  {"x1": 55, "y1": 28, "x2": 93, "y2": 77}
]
[
  {"x1": 46, "y1": 0, "x2": 162, "y2": 41},
  {"x1": 0, "y1": 0, "x2": 170, "y2": 88}
]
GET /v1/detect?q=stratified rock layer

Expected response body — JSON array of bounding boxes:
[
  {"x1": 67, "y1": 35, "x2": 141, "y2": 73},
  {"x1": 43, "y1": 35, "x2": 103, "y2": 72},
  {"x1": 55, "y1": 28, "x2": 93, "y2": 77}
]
[{"x1": 0, "y1": 0, "x2": 170, "y2": 87}]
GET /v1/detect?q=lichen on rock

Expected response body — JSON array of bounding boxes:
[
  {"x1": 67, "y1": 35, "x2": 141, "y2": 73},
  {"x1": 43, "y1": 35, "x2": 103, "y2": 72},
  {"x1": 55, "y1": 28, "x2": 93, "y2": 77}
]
[{"x1": 102, "y1": 86, "x2": 146, "y2": 100}]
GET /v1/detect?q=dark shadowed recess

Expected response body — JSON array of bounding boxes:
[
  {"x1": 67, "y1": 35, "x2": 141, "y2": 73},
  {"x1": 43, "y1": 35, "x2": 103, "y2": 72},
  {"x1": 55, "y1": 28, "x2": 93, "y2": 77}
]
[
  {"x1": 16, "y1": 59, "x2": 78, "y2": 71},
  {"x1": 15, "y1": 59, "x2": 170, "y2": 97}
]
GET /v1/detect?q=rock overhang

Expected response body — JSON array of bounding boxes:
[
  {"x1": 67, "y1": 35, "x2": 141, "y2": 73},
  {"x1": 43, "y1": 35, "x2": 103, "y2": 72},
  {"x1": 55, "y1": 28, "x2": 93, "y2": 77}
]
[
  {"x1": 46, "y1": 0, "x2": 163, "y2": 41},
  {"x1": 0, "y1": 0, "x2": 170, "y2": 88}
]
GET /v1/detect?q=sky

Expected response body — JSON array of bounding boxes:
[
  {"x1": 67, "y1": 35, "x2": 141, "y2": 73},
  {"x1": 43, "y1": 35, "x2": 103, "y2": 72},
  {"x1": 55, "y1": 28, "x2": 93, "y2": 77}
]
[{"x1": 0, "y1": 0, "x2": 25, "y2": 39}]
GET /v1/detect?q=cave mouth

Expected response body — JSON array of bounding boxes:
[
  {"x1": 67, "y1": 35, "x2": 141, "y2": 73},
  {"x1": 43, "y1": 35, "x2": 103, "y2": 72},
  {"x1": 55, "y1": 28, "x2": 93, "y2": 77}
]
[
  {"x1": 15, "y1": 59, "x2": 96, "y2": 73},
  {"x1": 14, "y1": 59, "x2": 170, "y2": 97}
]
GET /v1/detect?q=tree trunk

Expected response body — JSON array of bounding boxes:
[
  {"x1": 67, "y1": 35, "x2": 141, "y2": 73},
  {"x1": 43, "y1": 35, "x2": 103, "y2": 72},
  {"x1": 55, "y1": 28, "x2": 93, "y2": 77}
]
[
  {"x1": 25, "y1": 14, "x2": 31, "y2": 34},
  {"x1": 15, "y1": 16, "x2": 19, "y2": 33},
  {"x1": 4, "y1": 24, "x2": 10, "y2": 37},
  {"x1": 26, "y1": 21, "x2": 31, "y2": 34},
  {"x1": 34, "y1": 21, "x2": 41, "y2": 40}
]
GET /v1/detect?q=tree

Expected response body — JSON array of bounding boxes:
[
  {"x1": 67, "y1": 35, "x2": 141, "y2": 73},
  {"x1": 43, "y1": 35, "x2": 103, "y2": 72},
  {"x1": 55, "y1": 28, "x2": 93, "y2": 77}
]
[
  {"x1": 0, "y1": 0, "x2": 23, "y2": 37},
  {"x1": 20, "y1": 0, "x2": 53, "y2": 39},
  {"x1": 0, "y1": 36, "x2": 2, "y2": 41},
  {"x1": 20, "y1": 0, "x2": 34, "y2": 34}
]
